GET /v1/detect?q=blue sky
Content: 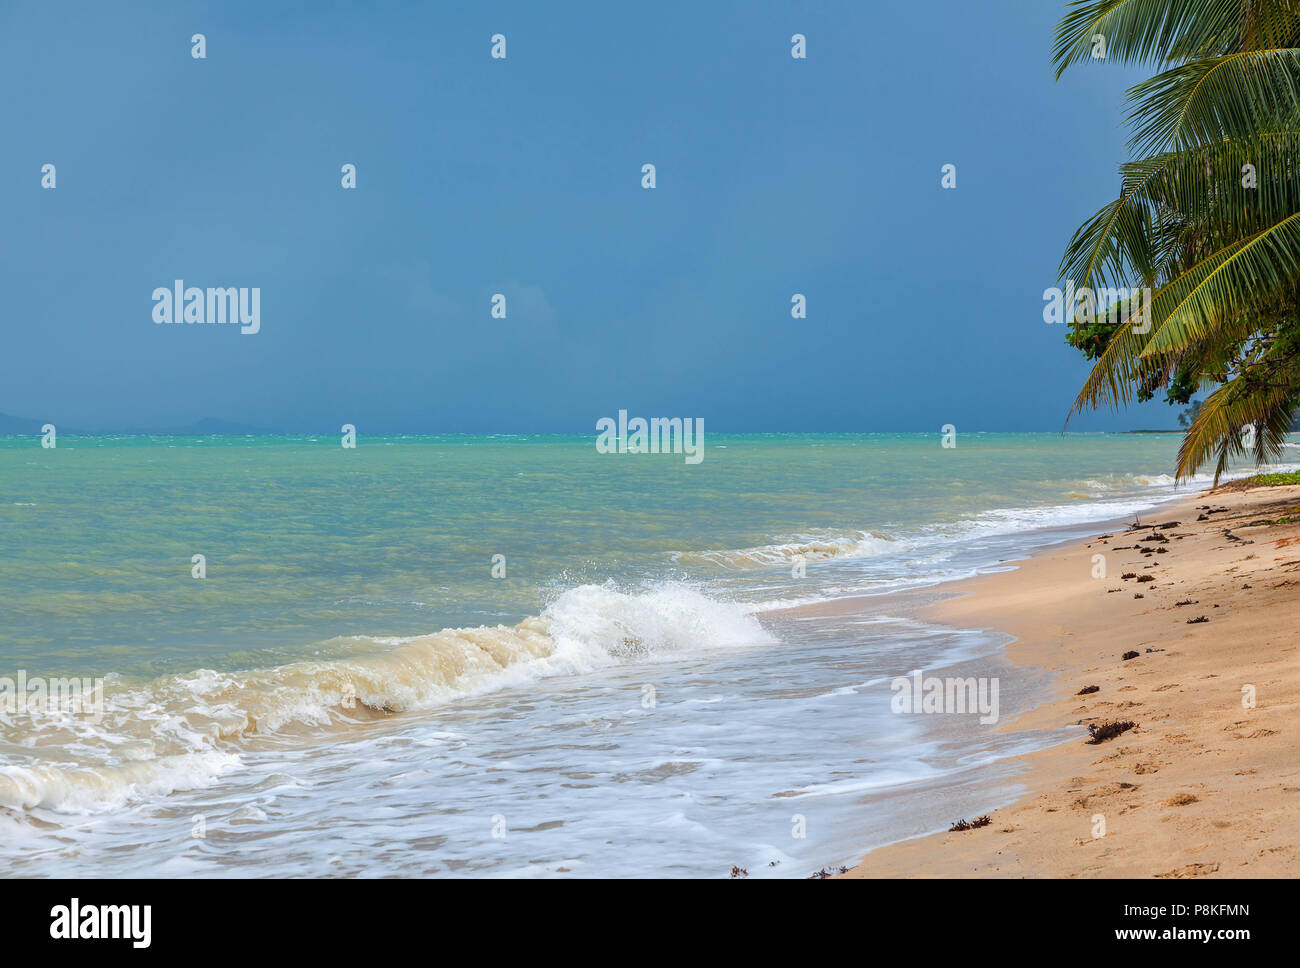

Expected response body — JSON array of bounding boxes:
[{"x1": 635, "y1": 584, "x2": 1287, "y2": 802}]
[{"x1": 1, "y1": 0, "x2": 1179, "y2": 432}]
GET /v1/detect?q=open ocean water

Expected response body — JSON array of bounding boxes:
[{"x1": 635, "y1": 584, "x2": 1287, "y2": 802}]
[{"x1": 0, "y1": 432, "x2": 1291, "y2": 876}]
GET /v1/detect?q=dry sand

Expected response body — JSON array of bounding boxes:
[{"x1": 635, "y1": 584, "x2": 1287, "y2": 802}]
[{"x1": 842, "y1": 482, "x2": 1300, "y2": 878}]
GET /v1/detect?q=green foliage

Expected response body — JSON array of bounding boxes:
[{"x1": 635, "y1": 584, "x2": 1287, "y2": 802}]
[
  {"x1": 1234, "y1": 470, "x2": 1300, "y2": 487},
  {"x1": 1056, "y1": 0, "x2": 1300, "y2": 481}
]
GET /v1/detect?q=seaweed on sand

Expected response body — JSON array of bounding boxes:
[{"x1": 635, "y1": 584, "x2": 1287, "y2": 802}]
[{"x1": 1087, "y1": 720, "x2": 1136, "y2": 744}]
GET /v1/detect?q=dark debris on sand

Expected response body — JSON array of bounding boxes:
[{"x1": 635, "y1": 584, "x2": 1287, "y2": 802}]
[
  {"x1": 1077, "y1": 685, "x2": 1099, "y2": 695},
  {"x1": 1087, "y1": 720, "x2": 1136, "y2": 744},
  {"x1": 948, "y1": 815, "x2": 992, "y2": 832}
]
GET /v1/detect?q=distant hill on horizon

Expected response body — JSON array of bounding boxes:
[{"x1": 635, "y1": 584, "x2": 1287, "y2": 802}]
[{"x1": 0, "y1": 412, "x2": 92, "y2": 435}]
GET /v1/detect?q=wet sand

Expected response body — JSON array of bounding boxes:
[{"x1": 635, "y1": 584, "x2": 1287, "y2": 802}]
[{"x1": 842, "y1": 482, "x2": 1300, "y2": 878}]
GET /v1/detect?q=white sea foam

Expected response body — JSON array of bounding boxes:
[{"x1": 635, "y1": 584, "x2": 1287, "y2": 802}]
[
  {"x1": 691, "y1": 461, "x2": 1300, "y2": 584},
  {"x1": 0, "y1": 750, "x2": 239, "y2": 813},
  {"x1": 0, "y1": 583, "x2": 770, "y2": 815},
  {"x1": 677, "y1": 531, "x2": 903, "y2": 569}
]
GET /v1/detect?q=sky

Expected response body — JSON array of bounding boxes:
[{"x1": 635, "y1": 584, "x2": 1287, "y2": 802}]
[{"x1": 0, "y1": 0, "x2": 1181, "y2": 433}]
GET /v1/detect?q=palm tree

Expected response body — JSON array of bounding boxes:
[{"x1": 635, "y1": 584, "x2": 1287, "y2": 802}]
[{"x1": 1055, "y1": 0, "x2": 1300, "y2": 481}]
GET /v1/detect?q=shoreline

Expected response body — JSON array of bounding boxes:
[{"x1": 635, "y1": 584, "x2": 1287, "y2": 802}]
[{"x1": 840, "y1": 482, "x2": 1300, "y2": 878}]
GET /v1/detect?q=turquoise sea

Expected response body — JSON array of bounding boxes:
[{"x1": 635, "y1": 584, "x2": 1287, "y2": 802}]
[{"x1": 0, "y1": 432, "x2": 1289, "y2": 876}]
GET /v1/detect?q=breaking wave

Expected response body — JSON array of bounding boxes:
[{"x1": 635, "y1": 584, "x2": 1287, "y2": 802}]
[
  {"x1": 677, "y1": 530, "x2": 902, "y2": 569},
  {"x1": 0, "y1": 583, "x2": 771, "y2": 814}
]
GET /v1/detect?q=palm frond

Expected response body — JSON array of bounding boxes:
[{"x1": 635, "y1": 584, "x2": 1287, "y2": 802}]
[
  {"x1": 1127, "y1": 49, "x2": 1300, "y2": 155},
  {"x1": 1053, "y1": 0, "x2": 1252, "y2": 78},
  {"x1": 1060, "y1": 130, "x2": 1300, "y2": 292},
  {"x1": 1140, "y1": 210, "x2": 1300, "y2": 356},
  {"x1": 1175, "y1": 372, "x2": 1299, "y2": 480}
]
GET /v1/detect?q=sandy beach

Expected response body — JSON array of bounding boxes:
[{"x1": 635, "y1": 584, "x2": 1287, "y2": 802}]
[{"x1": 843, "y1": 480, "x2": 1300, "y2": 879}]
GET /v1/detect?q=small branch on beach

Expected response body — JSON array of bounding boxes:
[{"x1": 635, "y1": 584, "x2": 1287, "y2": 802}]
[
  {"x1": 948, "y1": 816, "x2": 992, "y2": 832},
  {"x1": 1077, "y1": 685, "x2": 1099, "y2": 695}
]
